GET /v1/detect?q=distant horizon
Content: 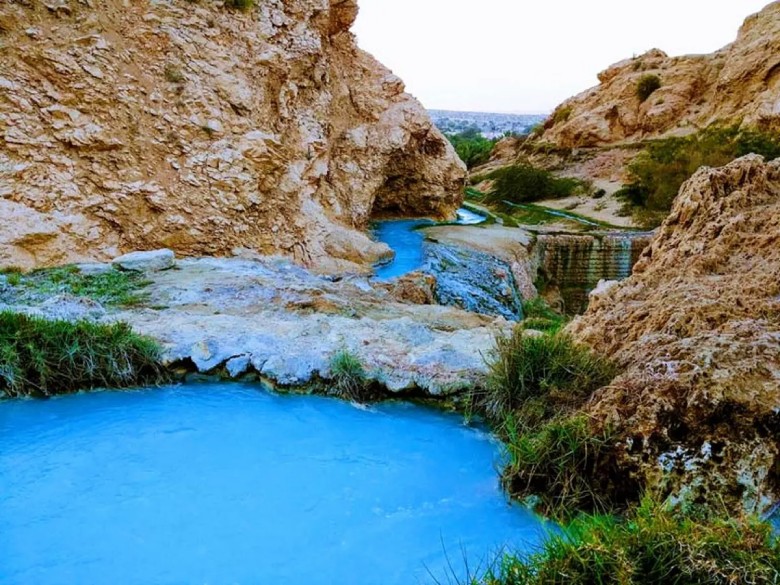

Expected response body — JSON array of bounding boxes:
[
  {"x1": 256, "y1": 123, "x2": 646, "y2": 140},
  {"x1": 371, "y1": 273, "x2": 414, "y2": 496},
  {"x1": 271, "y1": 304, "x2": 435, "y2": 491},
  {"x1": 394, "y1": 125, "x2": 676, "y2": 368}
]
[
  {"x1": 428, "y1": 108, "x2": 551, "y2": 115},
  {"x1": 353, "y1": 0, "x2": 771, "y2": 112}
]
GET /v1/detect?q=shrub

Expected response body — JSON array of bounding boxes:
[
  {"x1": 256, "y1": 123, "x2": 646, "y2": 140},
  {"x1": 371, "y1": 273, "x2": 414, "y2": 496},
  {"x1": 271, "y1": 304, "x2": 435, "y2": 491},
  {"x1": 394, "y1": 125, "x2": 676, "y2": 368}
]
[
  {"x1": 226, "y1": 0, "x2": 253, "y2": 10},
  {"x1": 164, "y1": 64, "x2": 185, "y2": 83},
  {"x1": 329, "y1": 349, "x2": 373, "y2": 403},
  {"x1": 617, "y1": 125, "x2": 780, "y2": 228},
  {"x1": 551, "y1": 105, "x2": 573, "y2": 125},
  {"x1": 0, "y1": 312, "x2": 164, "y2": 398},
  {"x1": 485, "y1": 165, "x2": 584, "y2": 207},
  {"x1": 479, "y1": 498, "x2": 780, "y2": 584},
  {"x1": 636, "y1": 74, "x2": 661, "y2": 102},
  {"x1": 478, "y1": 329, "x2": 615, "y2": 423}
]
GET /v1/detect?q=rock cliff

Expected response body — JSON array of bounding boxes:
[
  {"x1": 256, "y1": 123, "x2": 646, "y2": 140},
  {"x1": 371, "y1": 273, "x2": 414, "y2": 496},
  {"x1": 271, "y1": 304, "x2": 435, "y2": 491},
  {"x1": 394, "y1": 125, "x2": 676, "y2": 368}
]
[
  {"x1": 539, "y1": 1, "x2": 780, "y2": 148},
  {"x1": 568, "y1": 155, "x2": 780, "y2": 513},
  {"x1": 0, "y1": 0, "x2": 465, "y2": 271}
]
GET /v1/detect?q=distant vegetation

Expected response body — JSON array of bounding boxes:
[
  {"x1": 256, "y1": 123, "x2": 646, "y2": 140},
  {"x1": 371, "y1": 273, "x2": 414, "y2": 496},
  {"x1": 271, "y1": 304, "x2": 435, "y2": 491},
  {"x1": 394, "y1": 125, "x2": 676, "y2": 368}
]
[
  {"x1": 616, "y1": 125, "x2": 780, "y2": 227},
  {"x1": 484, "y1": 164, "x2": 586, "y2": 206},
  {"x1": 478, "y1": 498, "x2": 780, "y2": 585},
  {"x1": 0, "y1": 312, "x2": 164, "y2": 398},
  {"x1": 636, "y1": 74, "x2": 661, "y2": 102},
  {"x1": 446, "y1": 128, "x2": 498, "y2": 169}
]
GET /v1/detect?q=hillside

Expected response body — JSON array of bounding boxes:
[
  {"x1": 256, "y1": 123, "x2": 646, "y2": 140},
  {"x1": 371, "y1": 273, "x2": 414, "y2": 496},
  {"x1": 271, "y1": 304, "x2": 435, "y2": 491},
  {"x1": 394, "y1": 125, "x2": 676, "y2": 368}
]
[{"x1": 539, "y1": 1, "x2": 780, "y2": 148}]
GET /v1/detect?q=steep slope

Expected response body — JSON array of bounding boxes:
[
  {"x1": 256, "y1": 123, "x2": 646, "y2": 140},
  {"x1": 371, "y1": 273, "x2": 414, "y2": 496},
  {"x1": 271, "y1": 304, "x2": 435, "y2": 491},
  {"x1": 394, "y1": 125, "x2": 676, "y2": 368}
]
[
  {"x1": 568, "y1": 155, "x2": 780, "y2": 512},
  {"x1": 539, "y1": 1, "x2": 780, "y2": 148},
  {"x1": 0, "y1": 0, "x2": 465, "y2": 271}
]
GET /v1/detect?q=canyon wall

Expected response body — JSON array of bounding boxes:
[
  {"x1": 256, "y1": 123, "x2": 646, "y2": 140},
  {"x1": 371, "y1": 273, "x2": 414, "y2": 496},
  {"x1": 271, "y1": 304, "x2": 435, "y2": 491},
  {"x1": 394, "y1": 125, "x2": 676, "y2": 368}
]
[
  {"x1": 568, "y1": 155, "x2": 780, "y2": 512},
  {"x1": 0, "y1": 0, "x2": 466, "y2": 271},
  {"x1": 539, "y1": 1, "x2": 780, "y2": 148}
]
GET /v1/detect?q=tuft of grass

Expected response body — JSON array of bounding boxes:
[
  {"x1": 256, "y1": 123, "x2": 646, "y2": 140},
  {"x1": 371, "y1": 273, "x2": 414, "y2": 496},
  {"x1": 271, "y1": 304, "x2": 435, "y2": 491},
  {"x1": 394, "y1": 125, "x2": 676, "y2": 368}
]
[
  {"x1": 500, "y1": 414, "x2": 622, "y2": 515},
  {"x1": 12, "y1": 265, "x2": 149, "y2": 307},
  {"x1": 477, "y1": 329, "x2": 615, "y2": 424},
  {"x1": 478, "y1": 498, "x2": 780, "y2": 584},
  {"x1": 0, "y1": 311, "x2": 165, "y2": 398},
  {"x1": 329, "y1": 349, "x2": 374, "y2": 403},
  {"x1": 636, "y1": 74, "x2": 661, "y2": 103}
]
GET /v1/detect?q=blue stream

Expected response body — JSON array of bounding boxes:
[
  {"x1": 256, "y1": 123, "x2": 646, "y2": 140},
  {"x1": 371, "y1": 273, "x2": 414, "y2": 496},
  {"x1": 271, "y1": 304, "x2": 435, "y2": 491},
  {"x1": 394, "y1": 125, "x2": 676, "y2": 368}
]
[
  {"x1": 0, "y1": 384, "x2": 548, "y2": 585},
  {"x1": 372, "y1": 208, "x2": 486, "y2": 280}
]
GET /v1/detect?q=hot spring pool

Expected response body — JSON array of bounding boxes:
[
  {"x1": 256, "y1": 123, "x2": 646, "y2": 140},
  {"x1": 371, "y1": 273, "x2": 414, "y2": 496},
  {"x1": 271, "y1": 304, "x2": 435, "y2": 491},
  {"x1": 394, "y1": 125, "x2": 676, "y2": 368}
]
[{"x1": 0, "y1": 384, "x2": 547, "y2": 584}]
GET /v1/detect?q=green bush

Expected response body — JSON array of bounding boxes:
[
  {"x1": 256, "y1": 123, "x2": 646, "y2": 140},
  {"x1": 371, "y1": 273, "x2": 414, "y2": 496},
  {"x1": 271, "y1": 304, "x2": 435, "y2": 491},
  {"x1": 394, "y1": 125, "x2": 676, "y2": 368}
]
[
  {"x1": 636, "y1": 74, "x2": 661, "y2": 102},
  {"x1": 329, "y1": 349, "x2": 373, "y2": 403},
  {"x1": 485, "y1": 165, "x2": 584, "y2": 207},
  {"x1": 478, "y1": 498, "x2": 780, "y2": 584},
  {"x1": 478, "y1": 329, "x2": 615, "y2": 423},
  {"x1": 0, "y1": 312, "x2": 164, "y2": 398},
  {"x1": 447, "y1": 128, "x2": 498, "y2": 169},
  {"x1": 617, "y1": 125, "x2": 780, "y2": 228}
]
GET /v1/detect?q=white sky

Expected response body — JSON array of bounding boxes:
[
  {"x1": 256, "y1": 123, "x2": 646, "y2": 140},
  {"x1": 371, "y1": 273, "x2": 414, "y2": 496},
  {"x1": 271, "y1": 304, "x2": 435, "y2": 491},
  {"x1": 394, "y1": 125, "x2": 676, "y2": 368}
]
[{"x1": 353, "y1": 0, "x2": 771, "y2": 113}]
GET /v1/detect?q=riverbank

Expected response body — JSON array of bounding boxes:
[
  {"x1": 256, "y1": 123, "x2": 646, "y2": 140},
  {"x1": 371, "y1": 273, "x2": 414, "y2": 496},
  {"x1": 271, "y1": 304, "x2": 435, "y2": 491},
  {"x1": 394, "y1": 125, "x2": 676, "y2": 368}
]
[{"x1": 1, "y1": 256, "x2": 509, "y2": 396}]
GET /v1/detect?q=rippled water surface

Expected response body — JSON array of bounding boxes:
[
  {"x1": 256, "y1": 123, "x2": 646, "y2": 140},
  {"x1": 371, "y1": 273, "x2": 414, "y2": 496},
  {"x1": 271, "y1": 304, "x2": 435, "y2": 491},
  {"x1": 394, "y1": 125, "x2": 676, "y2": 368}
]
[{"x1": 1, "y1": 384, "x2": 547, "y2": 585}]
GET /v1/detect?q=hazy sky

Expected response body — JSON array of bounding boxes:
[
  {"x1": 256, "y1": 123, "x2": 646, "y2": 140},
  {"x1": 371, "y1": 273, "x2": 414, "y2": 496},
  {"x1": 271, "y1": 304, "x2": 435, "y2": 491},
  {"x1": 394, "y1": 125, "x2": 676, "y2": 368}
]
[{"x1": 353, "y1": 0, "x2": 771, "y2": 113}]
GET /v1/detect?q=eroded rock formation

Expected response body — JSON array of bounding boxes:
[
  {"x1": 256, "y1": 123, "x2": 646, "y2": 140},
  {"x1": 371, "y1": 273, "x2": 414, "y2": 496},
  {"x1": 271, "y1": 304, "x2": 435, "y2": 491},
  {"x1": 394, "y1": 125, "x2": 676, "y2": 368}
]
[
  {"x1": 568, "y1": 155, "x2": 780, "y2": 513},
  {"x1": 539, "y1": 1, "x2": 780, "y2": 148},
  {"x1": 0, "y1": 0, "x2": 465, "y2": 271}
]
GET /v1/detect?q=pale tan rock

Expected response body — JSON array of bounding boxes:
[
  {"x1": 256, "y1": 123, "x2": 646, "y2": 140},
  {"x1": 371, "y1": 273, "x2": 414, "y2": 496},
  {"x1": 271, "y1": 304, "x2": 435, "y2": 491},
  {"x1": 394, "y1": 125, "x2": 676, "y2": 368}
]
[
  {"x1": 567, "y1": 155, "x2": 780, "y2": 513},
  {"x1": 0, "y1": 0, "x2": 465, "y2": 271},
  {"x1": 539, "y1": 2, "x2": 780, "y2": 148}
]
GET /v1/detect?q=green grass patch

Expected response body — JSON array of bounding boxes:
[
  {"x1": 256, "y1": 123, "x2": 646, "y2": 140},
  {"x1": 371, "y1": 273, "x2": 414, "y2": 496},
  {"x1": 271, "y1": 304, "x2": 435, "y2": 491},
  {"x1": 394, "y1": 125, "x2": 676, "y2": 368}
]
[
  {"x1": 329, "y1": 349, "x2": 375, "y2": 403},
  {"x1": 519, "y1": 298, "x2": 566, "y2": 333},
  {"x1": 617, "y1": 125, "x2": 780, "y2": 228},
  {"x1": 478, "y1": 498, "x2": 780, "y2": 584},
  {"x1": 8, "y1": 265, "x2": 150, "y2": 306},
  {"x1": 0, "y1": 311, "x2": 164, "y2": 398}
]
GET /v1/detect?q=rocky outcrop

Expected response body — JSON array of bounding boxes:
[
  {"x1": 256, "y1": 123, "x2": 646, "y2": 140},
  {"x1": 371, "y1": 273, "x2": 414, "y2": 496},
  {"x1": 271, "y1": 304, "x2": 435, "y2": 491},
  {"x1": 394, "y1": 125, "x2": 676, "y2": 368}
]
[
  {"x1": 0, "y1": 0, "x2": 465, "y2": 271},
  {"x1": 539, "y1": 2, "x2": 780, "y2": 148},
  {"x1": 568, "y1": 155, "x2": 780, "y2": 513},
  {"x1": 2, "y1": 256, "x2": 508, "y2": 395}
]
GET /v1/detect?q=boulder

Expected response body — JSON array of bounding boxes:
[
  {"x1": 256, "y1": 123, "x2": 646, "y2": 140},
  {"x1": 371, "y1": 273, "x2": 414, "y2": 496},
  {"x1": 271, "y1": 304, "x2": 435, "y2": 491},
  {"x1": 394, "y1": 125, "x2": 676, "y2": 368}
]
[{"x1": 113, "y1": 249, "x2": 175, "y2": 272}]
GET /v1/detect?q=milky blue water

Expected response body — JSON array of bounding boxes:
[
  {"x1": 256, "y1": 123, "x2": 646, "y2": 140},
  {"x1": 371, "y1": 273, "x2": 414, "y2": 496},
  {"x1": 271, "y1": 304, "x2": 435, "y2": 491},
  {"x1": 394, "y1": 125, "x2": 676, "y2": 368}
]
[
  {"x1": 372, "y1": 208, "x2": 485, "y2": 280},
  {"x1": 0, "y1": 384, "x2": 548, "y2": 585}
]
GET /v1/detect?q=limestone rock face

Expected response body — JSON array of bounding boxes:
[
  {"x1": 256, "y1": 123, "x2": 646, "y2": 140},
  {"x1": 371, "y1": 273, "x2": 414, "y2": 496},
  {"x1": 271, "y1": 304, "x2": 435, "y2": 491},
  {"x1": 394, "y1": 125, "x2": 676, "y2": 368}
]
[
  {"x1": 539, "y1": 1, "x2": 780, "y2": 148},
  {"x1": 568, "y1": 155, "x2": 780, "y2": 512},
  {"x1": 0, "y1": 0, "x2": 465, "y2": 271}
]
